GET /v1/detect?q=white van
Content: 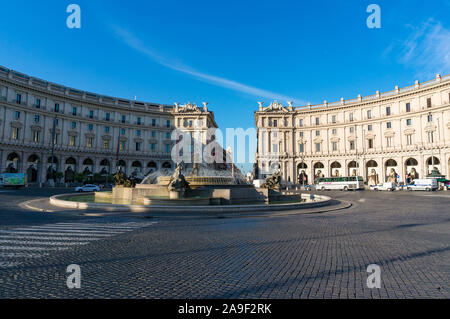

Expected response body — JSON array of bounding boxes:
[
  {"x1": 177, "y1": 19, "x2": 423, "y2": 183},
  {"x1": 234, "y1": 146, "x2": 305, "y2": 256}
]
[
  {"x1": 369, "y1": 182, "x2": 396, "y2": 191},
  {"x1": 406, "y1": 179, "x2": 438, "y2": 192}
]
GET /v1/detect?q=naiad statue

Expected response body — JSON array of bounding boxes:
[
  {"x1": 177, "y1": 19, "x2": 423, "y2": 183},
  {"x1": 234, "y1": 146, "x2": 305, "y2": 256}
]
[
  {"x1": 168, "y1": 163, "x2": 190, "y2": 192},
  {"x1": 114, "y1": 166, "x2": 133, "y2": 188},
  {"x1": 261, "y1": 169, "x2": 281, "y2": 191}
]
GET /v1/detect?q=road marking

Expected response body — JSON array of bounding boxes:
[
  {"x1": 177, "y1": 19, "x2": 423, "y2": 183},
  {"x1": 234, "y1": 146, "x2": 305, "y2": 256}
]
[
  {"x1": 56, "y1": 222, "x2": 156, "y2": 229},
  {"x1": 0, "y1": 235, "x2": 99, "y2": 241},
  {"x1": 25, "y1": 226, "x2": 140, "y2": 232},
  {"x1": 0, "y1": 240, "x2": 89, "y2": 246},
  {"x1": 0, "y1": 221, "x2": 157, "y2": 269},
  {"x1": 0, "y1": 262, "x2": 23, "y2": 268},
  {"x1": 0, "y1": 230, "x2": 111, "y2": 237},
  {"x1": 37, "y1": 224, "x2": 140, "y2": 229},
  {"x1": 1, "y1": 253, "x2": 49, "y2": 258},
  {"x1": 13, "y1": 227, "x2": 125, "y2": 234},
  {"x1": 0, "y1": 246, "x2": 70, "y2": 251}
]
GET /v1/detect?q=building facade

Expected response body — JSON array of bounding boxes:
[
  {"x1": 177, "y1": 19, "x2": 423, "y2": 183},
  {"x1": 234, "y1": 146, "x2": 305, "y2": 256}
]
[
  {"x1": 255, "y1": 74, "x2": 450, "y2": 185},
  {"x1": 0, "y1": 66, "x2": 219, "y2": 185}
]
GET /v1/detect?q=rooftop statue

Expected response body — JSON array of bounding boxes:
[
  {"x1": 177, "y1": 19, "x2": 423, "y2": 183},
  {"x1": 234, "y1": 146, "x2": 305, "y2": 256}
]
[
  {"x1": 264, "y1": 100, "x2": 288, "y2": 112},
  {"x1": 177, "y1": 102, "x2": 201, "y2": 113}
]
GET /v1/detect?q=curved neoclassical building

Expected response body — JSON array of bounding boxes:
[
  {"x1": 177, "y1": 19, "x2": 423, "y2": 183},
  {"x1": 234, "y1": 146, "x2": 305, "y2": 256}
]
[
  {"x1": 255, "y1": 74, "x2": 450, "y2": 185},
  {"x1": 0, "y1": 66, "x2": 219, "y2": 185}
]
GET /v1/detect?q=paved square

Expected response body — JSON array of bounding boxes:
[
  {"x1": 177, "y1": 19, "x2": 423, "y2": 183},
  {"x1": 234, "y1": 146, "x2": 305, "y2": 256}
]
[{"x1": 0, "y1": 188, "x2": 448, "y2": 298}]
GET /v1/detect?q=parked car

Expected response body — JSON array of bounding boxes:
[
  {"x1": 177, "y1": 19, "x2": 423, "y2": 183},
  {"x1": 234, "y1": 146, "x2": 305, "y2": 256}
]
[
  {"x1": 406, "y1": 179, "x2": 438, "y2": 192},
  {"x1": 75, "y1": 184, "x2": 100, "y2": 192},
  {"x1": 369, "y1": 182, "x2": 396, "y2": 191}
]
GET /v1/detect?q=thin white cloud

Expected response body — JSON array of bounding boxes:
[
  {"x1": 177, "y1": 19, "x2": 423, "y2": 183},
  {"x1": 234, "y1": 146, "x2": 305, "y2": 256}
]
[
  {"x1": 112, "y1": 26, "x2": 304, "y2": 104},
  {"x1": 391, "y1": 19, "x2": 450, "y2": 79}
]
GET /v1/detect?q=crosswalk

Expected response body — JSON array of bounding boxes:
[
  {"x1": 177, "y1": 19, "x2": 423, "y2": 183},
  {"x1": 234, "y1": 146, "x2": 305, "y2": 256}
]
[{"x1": 0, "y1": 221, "x2": 156, "y2": 268}]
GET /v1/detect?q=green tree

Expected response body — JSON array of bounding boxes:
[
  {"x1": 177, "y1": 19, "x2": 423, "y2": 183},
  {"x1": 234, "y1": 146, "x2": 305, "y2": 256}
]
[
  {"x1": 74, "y1": 172, "x2": 87, "y2": 183},
  {"x1": 55, "y1": 172, "x2": 64, "y2": 183}
]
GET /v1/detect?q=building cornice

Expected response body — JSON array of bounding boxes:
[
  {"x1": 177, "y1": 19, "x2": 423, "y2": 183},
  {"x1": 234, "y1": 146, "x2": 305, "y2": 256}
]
[
  {"x1": 255, "y1": 74, "x2": 450, "y2": 117},
  {"x1": 0, "y1": 65, "x2": 179, "y2": 116}
]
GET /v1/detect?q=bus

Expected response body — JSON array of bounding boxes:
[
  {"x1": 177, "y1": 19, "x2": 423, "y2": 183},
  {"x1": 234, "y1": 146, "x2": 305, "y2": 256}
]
[
  {"x1": 0, "y1": 173, "x2": 27, "y2": 188},
  {"x1": 315, "y1": 176, "x2": 364, "y2": 191}
]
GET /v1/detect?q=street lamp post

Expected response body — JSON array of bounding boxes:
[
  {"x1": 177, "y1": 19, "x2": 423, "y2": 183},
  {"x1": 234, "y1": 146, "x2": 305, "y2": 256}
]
[
  {"x1": 115, "y1": 129, "x2": 121, "y2": 173},
  {"x1": 429, "y1": 112, "x2": 434, "y2": 174},
  {"x1": 354, "y1": 124, "x2": 359, "y2": 176},
  {"x1": 301, "y1": 154, "x2": 305, "y2": 188}
]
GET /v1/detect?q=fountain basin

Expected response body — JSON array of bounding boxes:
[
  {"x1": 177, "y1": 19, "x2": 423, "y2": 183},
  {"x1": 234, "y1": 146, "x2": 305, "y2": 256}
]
[
  {"x1": 50, "y1": 192, "x2": 333, "y2": 214},
  {"x1": 143, "y1": 196, "x2": 213, "y2": 206},
  {"x1": 157, "y1": 175, "x2": 234, "y2": 187}
]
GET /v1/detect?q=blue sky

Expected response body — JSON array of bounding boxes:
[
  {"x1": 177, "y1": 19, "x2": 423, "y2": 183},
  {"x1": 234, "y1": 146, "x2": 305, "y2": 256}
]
[{"x1": 1, "y1": 0, "x2": 449, "y2": 171}]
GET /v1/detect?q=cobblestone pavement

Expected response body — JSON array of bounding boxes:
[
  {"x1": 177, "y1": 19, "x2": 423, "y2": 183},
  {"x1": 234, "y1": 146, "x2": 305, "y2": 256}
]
[{"x1": 0, "y1": 188, "x2": 449, "y2": 298}]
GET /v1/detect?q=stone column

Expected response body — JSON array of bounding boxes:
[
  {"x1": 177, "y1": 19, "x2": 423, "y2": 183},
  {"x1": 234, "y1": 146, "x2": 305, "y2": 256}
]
[
  {"x1": 126, "y1": 160, "x2": 132, "y2": 177},
  {"x1": 38, "y1": 153, "x2": 44, "y2": 185},
  {"x1": 360, "y1": 158, "x2": 366, "y2": 181},
  {"x1": 308, "y1": 160, "x2": 314, "y2": 184},
  {"x1": 418, "y1": 155, "x2": 425, "y2": 179},
  {"x1": 77, "y1": 156, "x2": 83, "y2": 173},
  {"x1": 0, "y1": 149, "x2": 4, "y2": 173},
  {"x1": 93, "y1": 157, "x2": 100, "y2": 174},
  {"x1": 400, "y1": 156, "x2": 406, "y2": 184},
  {"x1": 439, "y1": 149, "x2": 447, "y2": 178},
  {"x1": 326, "y1": 159, "x2": 330, "y2": 177},
  {"x1": 20, "y1": 151, "x2": 27, "y2": 174},
  {"x1": 293, "y1": 160, "x2": 297, "y2": 184}
]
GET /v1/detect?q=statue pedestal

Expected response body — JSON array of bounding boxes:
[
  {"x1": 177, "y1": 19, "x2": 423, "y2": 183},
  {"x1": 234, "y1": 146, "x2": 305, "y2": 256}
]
[{"x1": 169, "y1": 190, "x2": 184, "y2": 199}]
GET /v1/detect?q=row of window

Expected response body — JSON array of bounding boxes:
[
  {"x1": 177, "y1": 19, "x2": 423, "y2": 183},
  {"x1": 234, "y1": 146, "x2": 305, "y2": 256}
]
[
  {"x1": 14, "y1": 94, "x2": 172, "y2": 127},
  {"x1": 265, "y1": 97, "x2": 439, "y2": 128},
  {"x1": 118, "y1": 141, "x2": 171, "y2": 153},
  {"x1": 11, "y1": 126, "x2": 173, "y2": 152},
  {"x1": 265, "y1": 131, "x2": 435, "y2": 154},
  {"x1": 291, "y1": 132, "x2": 434, "y2": 154},
  {"x1": 12, "y1": 112, "x2": 173, "y2": 138},
  {"x1": 294, "y1": 116, "x2": 433, "y2": 138}
]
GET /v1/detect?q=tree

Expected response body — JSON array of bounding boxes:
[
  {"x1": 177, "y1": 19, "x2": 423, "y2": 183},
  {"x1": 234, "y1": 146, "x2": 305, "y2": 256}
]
[
  {"x1": 93, "y1": 173, "x2": 104, "y2": 184},
  {"x1": 55, "y1": 172, "x2": 64, "y2": 183},
  {"x1": 74, "y1": 172, "x2": 87, "y2": 184}
]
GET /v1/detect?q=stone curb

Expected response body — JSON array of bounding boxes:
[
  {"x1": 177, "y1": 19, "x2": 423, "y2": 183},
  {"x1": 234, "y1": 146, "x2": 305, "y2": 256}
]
[{"x1": 49, "y1": 192, "x2": 333, "y2": 214}]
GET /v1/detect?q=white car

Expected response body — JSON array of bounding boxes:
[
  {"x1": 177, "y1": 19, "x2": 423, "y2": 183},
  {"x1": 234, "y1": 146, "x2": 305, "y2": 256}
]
[
  {"x1": 75, "y1": 184, "x2": 100, "y2": 192},
  {"x1": 369, "y1": 182, "x2": 396, "y2": 191}
]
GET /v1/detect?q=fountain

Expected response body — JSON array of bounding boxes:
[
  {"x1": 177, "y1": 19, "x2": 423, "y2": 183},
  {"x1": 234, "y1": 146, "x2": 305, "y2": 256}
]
[
  {"x1": 97, "y1": 162, "x2": 305, "y2": 207},
  {"x1": 50, "y1": 162, "x2": 333, "y2": 214}
]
